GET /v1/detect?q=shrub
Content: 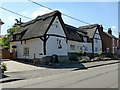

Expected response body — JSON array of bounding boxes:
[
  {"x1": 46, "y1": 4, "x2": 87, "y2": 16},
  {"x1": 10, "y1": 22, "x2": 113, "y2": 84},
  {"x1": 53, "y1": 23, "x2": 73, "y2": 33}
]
[
  {"x1": 1, "y1": 63, "x2": 7, "y2": 72},
  {"x1": 78, "y1": 56, "x2": 90, "y2": 62},
  {"x1": 99, "y1": 52, "x2": 105, "y2": 56}
]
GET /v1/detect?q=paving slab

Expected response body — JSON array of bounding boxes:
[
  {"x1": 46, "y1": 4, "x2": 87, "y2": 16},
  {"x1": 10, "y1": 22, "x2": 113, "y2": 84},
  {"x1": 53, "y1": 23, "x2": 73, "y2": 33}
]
[{"x1": 2, "y1": 60, "x2": 46, "y2": 73}]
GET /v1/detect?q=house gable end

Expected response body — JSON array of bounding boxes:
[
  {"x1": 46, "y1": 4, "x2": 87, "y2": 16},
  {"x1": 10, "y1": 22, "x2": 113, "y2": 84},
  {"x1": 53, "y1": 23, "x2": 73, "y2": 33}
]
[{"x1": 46, "y1": 16, "x2": 66, "y2": 37}]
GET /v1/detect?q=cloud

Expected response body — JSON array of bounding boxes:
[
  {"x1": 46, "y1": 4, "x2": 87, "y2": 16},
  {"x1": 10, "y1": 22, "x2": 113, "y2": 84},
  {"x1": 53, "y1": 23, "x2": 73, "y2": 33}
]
[
  {"x1": 32, "y1": 7, "x2": 52, "y2": 18},
  {"x1": 111, "y1": 26, "x2": 116, "y2": 29}
]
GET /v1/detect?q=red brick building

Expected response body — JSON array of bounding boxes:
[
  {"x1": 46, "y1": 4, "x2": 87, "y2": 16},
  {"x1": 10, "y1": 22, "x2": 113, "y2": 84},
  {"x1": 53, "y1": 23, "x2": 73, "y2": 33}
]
[{"x1": 100, "y1": 26, "x2": 120, "y2": 54}]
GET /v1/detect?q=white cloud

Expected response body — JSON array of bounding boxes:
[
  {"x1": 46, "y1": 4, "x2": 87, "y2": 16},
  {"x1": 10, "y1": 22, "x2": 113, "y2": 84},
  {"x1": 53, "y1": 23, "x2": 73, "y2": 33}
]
[
  {"x1": 32, "y1": 7, "x2": 52, "y2": 18},
  {"x1": 111, "y1": 26, "x2": 116, "y2": 29}
]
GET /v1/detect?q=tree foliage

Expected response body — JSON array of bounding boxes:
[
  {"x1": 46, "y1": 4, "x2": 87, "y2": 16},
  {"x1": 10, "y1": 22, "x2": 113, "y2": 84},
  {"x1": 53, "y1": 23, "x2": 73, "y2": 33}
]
[{"x1": 0, "y1": 26, "x2": 20, "y2": 49}]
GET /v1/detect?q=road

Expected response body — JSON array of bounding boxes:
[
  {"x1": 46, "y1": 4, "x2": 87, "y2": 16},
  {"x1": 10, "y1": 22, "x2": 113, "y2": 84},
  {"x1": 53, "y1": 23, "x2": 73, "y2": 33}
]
[{"x1": 2, "y1": 63, "x2": 119, "y2": 88}]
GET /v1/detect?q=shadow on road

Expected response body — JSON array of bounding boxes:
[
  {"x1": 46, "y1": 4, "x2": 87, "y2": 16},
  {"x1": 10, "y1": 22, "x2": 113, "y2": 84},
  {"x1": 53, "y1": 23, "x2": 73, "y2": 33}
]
[
  {"x1": 2, "y1": 74, "x2": 9, "y2": 79},
  {"x1": 5, "y1": 59, "x2": 119, "y2": 70}
]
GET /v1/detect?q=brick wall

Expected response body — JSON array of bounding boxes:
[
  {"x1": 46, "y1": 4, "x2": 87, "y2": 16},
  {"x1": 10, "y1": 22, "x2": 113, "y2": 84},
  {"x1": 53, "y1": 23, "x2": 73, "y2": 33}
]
[{"x1": 101, "y1": 32, "x2": 112, "y2": 52}]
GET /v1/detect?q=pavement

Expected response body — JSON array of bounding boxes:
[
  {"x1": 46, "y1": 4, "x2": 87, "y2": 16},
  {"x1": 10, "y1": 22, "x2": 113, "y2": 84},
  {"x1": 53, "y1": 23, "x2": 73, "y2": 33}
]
[
  {"x1": 0, "y1": 59, "x2": 120, "y2": 84},
  {"x1": 2, "y1": 60, "x2": 46, "y2": 72}
]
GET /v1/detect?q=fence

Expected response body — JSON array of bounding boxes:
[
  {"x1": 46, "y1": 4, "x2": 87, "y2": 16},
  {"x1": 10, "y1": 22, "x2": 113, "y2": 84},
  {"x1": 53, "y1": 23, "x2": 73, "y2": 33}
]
[{"x1": 1, "y1": 49, "x2": 11, "y2": 59}]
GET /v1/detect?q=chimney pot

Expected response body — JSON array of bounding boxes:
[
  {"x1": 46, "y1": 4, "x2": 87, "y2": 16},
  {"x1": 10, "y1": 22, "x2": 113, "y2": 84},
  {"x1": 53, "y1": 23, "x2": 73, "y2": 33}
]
[
  {"x1": 100, "y1": 25, "x2": 103, "y2": 32},
  {"x1": 108, "y1": 28, "x2": 112, "y2": 35}
]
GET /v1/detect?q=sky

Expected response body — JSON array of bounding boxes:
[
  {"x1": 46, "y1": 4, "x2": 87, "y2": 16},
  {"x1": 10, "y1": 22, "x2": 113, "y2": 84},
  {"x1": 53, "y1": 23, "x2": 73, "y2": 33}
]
[{"x1": 0, "y1": 1, "x2": 119, "y2": 37}]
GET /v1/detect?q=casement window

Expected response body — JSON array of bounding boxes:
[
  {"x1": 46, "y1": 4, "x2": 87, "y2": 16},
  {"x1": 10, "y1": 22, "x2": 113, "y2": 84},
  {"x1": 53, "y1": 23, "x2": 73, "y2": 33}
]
[
  {"x1": 57, "y1": 38, "x2": 62, "y2": 49},
  {"x1": 70, "y1": 45, "x2": 75, "y2": 51},
  {"x1": 55, "y1": 25, "x2": 58, "y2": 28},
  {"x1": 95, "y1": 47, "x2": 98, "y2": 52},
  {"x1": 24, "y1": 47, "x2": 29, "y2": 56},
  {"x1": 55, "y1": 21, "x2": 58, "y2": 23},
  {"x1": 85, "y1": 47, "x2": 88, "y2": 51},
  {"x1": 77, "y1": 46, "x2": 79, "y2": 50},
  {"x1": 80, "y1": 47, "x2": 82, "y2": 51}
]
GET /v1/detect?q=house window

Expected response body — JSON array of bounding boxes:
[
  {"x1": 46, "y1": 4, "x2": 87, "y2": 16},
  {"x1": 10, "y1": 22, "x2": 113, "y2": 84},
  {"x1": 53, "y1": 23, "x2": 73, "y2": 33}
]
[
  {"x1": 56, "y1": 21, "x2": 58, "y2": 23},
  {"x1": 24, "y1": 47, "x2": 29, "y2": 56},
  {"x1": 95, "y1": 47, "x2": 98, "y2": 52},
  {"x1": 55, "y1": 24, "x2": 58, "y2": 28},
  {"x1": 106, "y1": 48, "x2": 110, "y2": 53},
  {"x1": 77, "y1": 46, "x2": 79, "y2": 50},
  {"x1": 57, "y1": 38, "x2": 62, "y2": 49},
  {"x1": 70, "y1": 45, "x2": 75, "y2": 50},
  {"x1": 85, "y1": 47, "x2": 88, "y2": 51},
  {"x1": 80, "y1": 47, "x2": 82, "y2": 51}
]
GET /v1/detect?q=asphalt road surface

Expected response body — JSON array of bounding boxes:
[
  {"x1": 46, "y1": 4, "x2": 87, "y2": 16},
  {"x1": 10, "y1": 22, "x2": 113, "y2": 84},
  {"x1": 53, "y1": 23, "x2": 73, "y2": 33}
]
[{"x1": 2, "y1": 63, "x2": 119, "y2": 88}]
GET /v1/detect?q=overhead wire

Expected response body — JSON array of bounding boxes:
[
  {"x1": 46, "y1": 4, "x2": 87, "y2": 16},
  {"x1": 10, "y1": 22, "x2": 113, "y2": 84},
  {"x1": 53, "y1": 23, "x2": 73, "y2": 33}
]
[
  {"x1": 0, "y1": 7, "x2": 31, "y2": 19},
  {"x1": 0, "y1": 1, "x2": 119, "y2": 34},
  {"x1": 28, "y1": 0, "x2": 119, "y2": 33}
]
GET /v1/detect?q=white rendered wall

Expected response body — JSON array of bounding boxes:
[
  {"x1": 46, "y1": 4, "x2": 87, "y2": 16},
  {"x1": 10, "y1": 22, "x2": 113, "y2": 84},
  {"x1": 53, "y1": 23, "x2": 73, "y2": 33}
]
[
  {"x1": 10, "y1": 38, "x2": 43, "y2": 59},
  {"x1": 68, "y1": 40, "x2": 92, "y2": 53},
  {"x1": 46, "y1": 36, "x2": 67, "y2": 56},
  {"x1": 46, "y1": 16, "x2": 67, "y2": 56},
  {"x1": 47, "y1": 16, "x2": 66, "y2": 37},
  {"x1": 94, "y1": 29, "x2": 102, "y2": 53},
  {"x1": 22, "y1": 38, "x2": 43, "y2": 59}
]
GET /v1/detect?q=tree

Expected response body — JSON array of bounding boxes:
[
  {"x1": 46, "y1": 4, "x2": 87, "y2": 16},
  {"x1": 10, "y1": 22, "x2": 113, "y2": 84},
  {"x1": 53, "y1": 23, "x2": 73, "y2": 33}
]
[{"x1": 0, "y1": 25, "x2": 20, "y2": 49}]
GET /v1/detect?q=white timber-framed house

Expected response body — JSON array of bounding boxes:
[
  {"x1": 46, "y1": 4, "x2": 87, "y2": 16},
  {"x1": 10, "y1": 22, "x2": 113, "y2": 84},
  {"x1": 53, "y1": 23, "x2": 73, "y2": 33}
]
[{"x1": 10, "y1": 10, "x2": 103, "y2": 62}]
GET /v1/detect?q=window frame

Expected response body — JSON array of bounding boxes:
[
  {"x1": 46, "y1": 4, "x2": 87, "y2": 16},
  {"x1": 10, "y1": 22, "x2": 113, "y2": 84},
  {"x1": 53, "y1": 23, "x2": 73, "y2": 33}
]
[{"x1": 70, "y1": 45, "x2": 75, "y2": 51}]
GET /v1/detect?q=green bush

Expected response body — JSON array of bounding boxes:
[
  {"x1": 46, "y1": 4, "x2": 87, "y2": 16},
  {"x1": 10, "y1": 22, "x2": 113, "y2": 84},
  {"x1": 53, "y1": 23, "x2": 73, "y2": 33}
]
[
  {"x1": 1, "y1": 63, "x2": 7, "y2": 71},
  {"x1": 78, "y1": 56, "x2": 90, "y2": 62},
  {"x1": 98, "y1": 52, "x2": 105, "y2": 60},
  {"x1": 99, "y1": 52, "x2": 105, "y2": 56}
]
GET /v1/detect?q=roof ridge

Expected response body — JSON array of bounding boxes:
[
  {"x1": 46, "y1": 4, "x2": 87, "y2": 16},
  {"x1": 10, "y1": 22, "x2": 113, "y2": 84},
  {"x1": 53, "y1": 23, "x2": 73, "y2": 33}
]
[
  {"x1": 20, "y1": 10, "x2": 61, "y2": 27},
  {"x1": 79, "y1": 24, "x2": 99, "y2": 29},
  {"x1": 35, "y1": 10, "x2": 61, "y2": 19}
]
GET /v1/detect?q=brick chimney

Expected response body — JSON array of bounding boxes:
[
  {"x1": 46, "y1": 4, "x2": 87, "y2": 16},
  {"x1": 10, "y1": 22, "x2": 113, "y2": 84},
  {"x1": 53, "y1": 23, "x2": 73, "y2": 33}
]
[
  {"x1": 100, "y1": 25, "x2": 103, "y2": 32},
  {"x1": 108, "y1": 28, "x2": 112, "y2": 35}
]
